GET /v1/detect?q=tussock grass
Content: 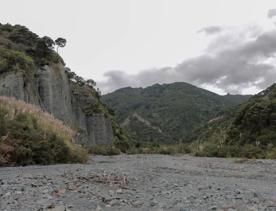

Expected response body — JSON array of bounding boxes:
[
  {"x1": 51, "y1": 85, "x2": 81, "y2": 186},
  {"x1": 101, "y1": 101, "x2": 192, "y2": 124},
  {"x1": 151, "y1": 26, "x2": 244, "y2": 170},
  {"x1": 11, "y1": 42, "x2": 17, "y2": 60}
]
[
  {"x1": 234, "y1": 158, "x2": 249, "y2": 164},
  {"x1": 0, "y1": 96, "x2": 88, "y2": 166},
  {"x1": 0, "y1": 96, "x2": 74, "y2": 139}
]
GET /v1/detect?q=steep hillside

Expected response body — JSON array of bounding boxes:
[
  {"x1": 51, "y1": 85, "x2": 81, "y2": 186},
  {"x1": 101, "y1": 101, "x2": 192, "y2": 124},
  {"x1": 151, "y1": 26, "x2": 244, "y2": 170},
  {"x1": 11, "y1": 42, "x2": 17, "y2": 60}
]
[
  {"x1": 0, "y1": 23, "x2": 128, "y2": 148},
  {"x1": 103, "y1": 82, "x2": 249, "y2": 143},
  {"x1": 192, "y1": 83, "x2": 276, "y2": 159},
  {"x1": 222, "y1": 94, "x2": 251, "y2": 105},
  {"x1": 0, "y1": 96, "x2": 87, "y2": 166}
]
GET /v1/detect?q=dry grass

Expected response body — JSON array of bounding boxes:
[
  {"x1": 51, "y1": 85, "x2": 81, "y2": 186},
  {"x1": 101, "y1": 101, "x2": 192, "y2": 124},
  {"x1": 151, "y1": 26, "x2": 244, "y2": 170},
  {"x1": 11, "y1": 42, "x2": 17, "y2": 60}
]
[
  {"x1": 0, "y1": 96, "x2": 75, "y2": 141},
  {"x1": 0, "y1": 96, "x2": 88, "y2": 165},
  {"x1": 234, "y1": 158, "x2": 249, "y2": 164}
]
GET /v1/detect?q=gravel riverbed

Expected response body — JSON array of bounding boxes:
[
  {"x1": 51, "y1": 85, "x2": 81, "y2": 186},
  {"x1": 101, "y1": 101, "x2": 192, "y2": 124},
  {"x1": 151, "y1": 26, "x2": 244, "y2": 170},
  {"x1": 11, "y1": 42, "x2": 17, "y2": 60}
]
[{"x1": 1, "y1": 155, "x2": 276, "y2": 211}]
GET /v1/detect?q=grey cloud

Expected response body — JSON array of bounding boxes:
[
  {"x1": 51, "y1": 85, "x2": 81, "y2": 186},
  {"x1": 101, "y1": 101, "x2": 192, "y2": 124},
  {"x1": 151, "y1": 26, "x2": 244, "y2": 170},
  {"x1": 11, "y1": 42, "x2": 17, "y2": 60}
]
[
  {"x1": 98, "y1": 70, "x2": 139, "y2": 94},
  {"x1": 206, "y1": 25, "x2": 263, "y2": 53},
  {"x1": 268, "y1": 9, "x2": 276, "y2": 18},
  {"x1": 98, "y1": 67, "x2": 176, "y2": 93},
  {"x1": 99, "y1": 28, "x2": 276, "y2": 94},
  {"x1": 198, "y1": 26, "x2": 223, "y2": 35}
]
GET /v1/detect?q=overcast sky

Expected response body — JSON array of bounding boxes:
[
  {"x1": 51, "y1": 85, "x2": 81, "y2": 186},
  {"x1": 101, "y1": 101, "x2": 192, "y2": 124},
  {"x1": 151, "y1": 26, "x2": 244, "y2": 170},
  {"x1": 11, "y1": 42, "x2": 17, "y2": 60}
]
[{"x1": 1, "y1": 0, "x2": 276, "y2": 94}]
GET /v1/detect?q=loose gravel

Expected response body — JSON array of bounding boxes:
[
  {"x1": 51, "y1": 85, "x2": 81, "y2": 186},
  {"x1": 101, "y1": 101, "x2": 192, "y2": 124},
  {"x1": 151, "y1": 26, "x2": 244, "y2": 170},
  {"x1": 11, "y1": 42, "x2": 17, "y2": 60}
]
[{"x1": 1, "y1": 155, "x2": 276, "y2": 211}]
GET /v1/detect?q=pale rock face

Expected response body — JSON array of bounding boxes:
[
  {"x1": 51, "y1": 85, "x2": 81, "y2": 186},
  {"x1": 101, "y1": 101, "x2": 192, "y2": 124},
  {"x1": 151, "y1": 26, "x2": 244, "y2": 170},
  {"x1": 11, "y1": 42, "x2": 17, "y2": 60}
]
[
  {"x1": 0, "y1": 64, "x2": 114, "y2": 147},
  {"x1": 86, "y1": 114, "x2": 114, "y2": 145},
  {"x1": 37, "y1": 64, "x2": 74, "y2": 126},
  {"x1": 0, "y1": 72, "x2": 25, "y2": 98},
  {"x1": 0, "y1": 71, "x2": 38, "y2": 104}
]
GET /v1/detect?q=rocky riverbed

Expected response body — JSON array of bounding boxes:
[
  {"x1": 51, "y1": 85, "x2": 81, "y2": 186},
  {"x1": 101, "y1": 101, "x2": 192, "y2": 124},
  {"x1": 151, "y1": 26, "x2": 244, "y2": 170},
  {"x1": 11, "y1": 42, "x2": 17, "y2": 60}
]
[{"x1": 1, "y1": 155, "x2": 276, "y2": 211}]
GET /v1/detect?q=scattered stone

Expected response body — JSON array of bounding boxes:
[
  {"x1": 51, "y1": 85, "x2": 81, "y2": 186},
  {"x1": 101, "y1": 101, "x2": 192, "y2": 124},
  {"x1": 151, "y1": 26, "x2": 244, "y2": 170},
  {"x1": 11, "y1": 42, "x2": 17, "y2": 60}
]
[
  {"x1": 46, "y1": 205, "x2": 66, "y2": 211},
  {"x1": 4, "y1": 192, "x2": 11, "y2": 197},
  {"x1": 95, "y1": 205, "x2": 103, "y2": 211},
  {"x1": 109, "y1": 199, "x2": 121, "y2": 207},
  {"x1": 116, "y1": 189, "x2": 123, "y2": 194},
  {"x1": 132, "y1": 200, "x2": 144, "y2": 208},
  {"x1": 150, "y1": 199, "x2": 158, "y2": 206},
  {"x1": 210, "y1": 206, "x2": 217, "y2": 210},
  {"x1": 179, "y1": 208, "x2": 190, "y2": 211},
  {"x1": 0, "y1": 155, "x2": 276, "y2": 210}
]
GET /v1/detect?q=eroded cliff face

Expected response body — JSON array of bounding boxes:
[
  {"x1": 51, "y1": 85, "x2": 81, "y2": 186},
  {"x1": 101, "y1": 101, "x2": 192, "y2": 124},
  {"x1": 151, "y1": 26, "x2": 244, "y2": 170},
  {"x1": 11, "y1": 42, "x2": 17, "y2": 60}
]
[
  {"x1": 0, "y1": 71, "x2": 39, "y2": 105},
  {"x1": 0, "y1": 63, "x2": 114, "y2": 147}
]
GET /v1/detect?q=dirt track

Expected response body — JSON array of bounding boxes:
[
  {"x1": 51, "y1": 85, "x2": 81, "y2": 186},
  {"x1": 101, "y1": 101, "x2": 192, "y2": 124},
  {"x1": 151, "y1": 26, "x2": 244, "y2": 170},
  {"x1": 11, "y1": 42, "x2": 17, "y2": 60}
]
[{"x1": 1, "y1": 155, "x2": 276, "y2": 211}]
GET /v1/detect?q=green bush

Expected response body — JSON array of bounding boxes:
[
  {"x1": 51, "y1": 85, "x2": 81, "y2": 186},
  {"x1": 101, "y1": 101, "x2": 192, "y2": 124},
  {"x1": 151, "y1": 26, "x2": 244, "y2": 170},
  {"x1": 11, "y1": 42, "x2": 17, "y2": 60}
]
[
  {"x1": 126, "y1": 147, "x2": 140, "y2": 154},
  {"x1": 125, "y1": 143, "x2": 191, "y2": 155},
  {"x1": 192, "y1": 142, "x2": 266, "y2": 159},
  {"x1": 239, "y1": 144, "x2": 264, "y2": 159},
  {"x1": 114, "y1": 137, "x2": 130, "y2": 153},
  {"x1": 0, "y1": 24, "x2": 63, "y2": 67},
  {"x1": 156, "y1": 146, "x2": 176, "y2": 155},
  {"x1": 0, "y1": 97, "x2": 88, "y2": 166},
  {"x1": 0, "y1": 47, "x2": 35, "y2": 75},
  {"x1": 266, "y1": 148, "x2": 276, "y2": 159},
  {"x1": 89, "y1": 145, "x2": 121, "y2": 156}
]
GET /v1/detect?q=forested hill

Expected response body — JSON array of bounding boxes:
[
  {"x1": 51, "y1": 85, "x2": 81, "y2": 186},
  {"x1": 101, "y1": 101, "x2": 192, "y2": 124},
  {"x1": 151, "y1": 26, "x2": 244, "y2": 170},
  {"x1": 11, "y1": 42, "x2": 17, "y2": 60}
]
[
  {"x1": 103, "y1": 82, "x2": 250, "y2": 143},
  {"x1": 191, "y1": 83, "x2": 276, "y2": 159}
]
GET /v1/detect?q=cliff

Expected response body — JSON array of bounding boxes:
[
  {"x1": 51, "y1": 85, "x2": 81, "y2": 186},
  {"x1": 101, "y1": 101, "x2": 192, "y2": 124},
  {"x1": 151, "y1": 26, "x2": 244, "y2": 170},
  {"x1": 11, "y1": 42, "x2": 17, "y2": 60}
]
[{"x1": 0, "y1": 23, "x2": 126, "y2": 147}]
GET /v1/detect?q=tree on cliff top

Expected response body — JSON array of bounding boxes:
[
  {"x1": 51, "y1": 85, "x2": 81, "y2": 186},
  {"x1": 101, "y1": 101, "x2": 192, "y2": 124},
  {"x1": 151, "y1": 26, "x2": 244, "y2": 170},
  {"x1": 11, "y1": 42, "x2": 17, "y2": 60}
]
[{"x1": 55, "y1": 37, "x2": 66, "y2": 53}]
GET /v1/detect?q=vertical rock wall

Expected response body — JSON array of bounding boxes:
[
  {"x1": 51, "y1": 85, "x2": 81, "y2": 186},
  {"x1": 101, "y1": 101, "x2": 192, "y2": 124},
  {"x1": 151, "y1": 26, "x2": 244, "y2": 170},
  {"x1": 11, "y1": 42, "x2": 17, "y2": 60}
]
[{"x1": 0, "y1": 64, "x2": 114, "y2": 147}]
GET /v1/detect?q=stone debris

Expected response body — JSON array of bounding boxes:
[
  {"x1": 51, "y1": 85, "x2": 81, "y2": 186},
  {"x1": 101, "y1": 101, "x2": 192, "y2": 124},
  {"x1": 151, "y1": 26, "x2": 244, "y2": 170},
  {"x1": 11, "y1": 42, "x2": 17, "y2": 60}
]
[{"x1": 1, "y1": 155, "x2": 276, "y2": 211}]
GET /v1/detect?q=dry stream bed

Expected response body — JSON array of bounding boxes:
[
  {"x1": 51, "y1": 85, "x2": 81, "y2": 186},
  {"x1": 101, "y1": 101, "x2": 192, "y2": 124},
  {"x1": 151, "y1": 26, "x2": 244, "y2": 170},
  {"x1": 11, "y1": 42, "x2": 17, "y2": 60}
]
[{"x1": 1, "y1": 155, "x2": 276, "y2": 211}]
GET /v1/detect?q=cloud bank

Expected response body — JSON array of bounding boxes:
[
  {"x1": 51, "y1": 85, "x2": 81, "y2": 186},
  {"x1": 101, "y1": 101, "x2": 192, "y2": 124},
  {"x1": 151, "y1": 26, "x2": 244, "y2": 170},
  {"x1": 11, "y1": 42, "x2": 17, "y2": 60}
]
[
  {"x1": 268, "y1": 9, "x2": 276, "y2": 18},
  {"x1": 99, "y1": 10, "x2": 276, "y2": 95}
]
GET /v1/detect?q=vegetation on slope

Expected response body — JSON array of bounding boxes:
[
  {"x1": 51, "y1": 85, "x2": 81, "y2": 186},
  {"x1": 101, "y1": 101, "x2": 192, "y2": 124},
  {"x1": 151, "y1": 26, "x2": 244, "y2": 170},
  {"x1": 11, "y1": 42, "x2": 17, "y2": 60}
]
[
  {"x1": 0, "y1": 23, "x2": 63, "y2": 68},
  {"x1": 68, "y1": 77, "x2": 131, "y2": 152},
  {"x1": 103, "y1": 82, "x2": 250, "y2": 144},
  {"x1": 191, "y1": 84, "x2": 276, "y2": 159},
  {"x1": 0, "y1": 47, "x2": 35, "y2": 75},
  {"x1": 0, "y1": 96, "x2": 88, "y2": 166}
]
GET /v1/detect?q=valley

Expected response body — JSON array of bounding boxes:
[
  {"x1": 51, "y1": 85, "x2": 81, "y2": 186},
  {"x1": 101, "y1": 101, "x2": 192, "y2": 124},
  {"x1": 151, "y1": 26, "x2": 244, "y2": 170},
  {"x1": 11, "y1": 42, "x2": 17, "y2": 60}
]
[{"x1": 1, "y1": 2, "x2": 276, "y2": 211}]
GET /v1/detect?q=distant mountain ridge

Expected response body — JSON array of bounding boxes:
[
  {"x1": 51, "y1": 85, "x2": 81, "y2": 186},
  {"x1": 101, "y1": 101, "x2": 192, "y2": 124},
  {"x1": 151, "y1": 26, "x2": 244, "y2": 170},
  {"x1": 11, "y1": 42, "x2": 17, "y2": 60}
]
[{"x1": 103, "y1": 82, "x2": 251, "y2": 143}]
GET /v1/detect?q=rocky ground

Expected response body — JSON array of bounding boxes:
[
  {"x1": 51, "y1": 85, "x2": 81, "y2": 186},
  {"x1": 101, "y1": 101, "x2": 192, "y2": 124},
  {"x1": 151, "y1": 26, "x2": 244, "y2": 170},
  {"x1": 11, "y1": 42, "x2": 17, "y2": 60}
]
[{"x1": 1, "y1": 155, "x2": 276, "y2": 211}]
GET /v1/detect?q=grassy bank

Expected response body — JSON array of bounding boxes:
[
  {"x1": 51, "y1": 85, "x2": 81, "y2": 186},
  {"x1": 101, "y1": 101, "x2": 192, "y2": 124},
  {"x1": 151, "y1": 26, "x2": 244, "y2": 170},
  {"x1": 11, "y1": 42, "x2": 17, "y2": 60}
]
[
  {"x1": 88, "y1": 142, "x2": 191, "y2": 156},
  {"x1": 0, "y1": 96, "x2": 88, "y2": 166}
]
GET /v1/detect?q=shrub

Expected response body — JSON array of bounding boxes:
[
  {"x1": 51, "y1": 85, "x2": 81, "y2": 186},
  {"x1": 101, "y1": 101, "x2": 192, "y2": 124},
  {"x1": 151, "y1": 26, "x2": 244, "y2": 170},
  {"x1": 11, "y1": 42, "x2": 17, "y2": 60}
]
[
  {"x1": 88, "y1": 145, "x2": 121, "y2": 156},
  {"x1": 193, "y1": 143, "x2": 221, "y2": 157},
  {"x1": 266, "y1": 148, "x2": 276, "y2": 159},
  {"x1": 126, "y1": 147, "x2": 140, "y2": 154},
  {"x1": 239, "y1": 144, "x2": 264, "y2": 159},
  {"x1": 156, "y1": 145, "x2": 176, "y2": 155},
  {"x1": 0, "y1": 96, "x2": 88, "y2": 166},
  {"x1": 0, "y1": 47, "x2": 35, "y2": 75},
  {"x1": 192, "y1": 142, "x2": 266, "y2": 159},
  {"x1": 114, "y1": 138, "x2": 130, "y2": 153},
  {"x1": 125, "y1": 143, "x2": 191, "y2": 155}
]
